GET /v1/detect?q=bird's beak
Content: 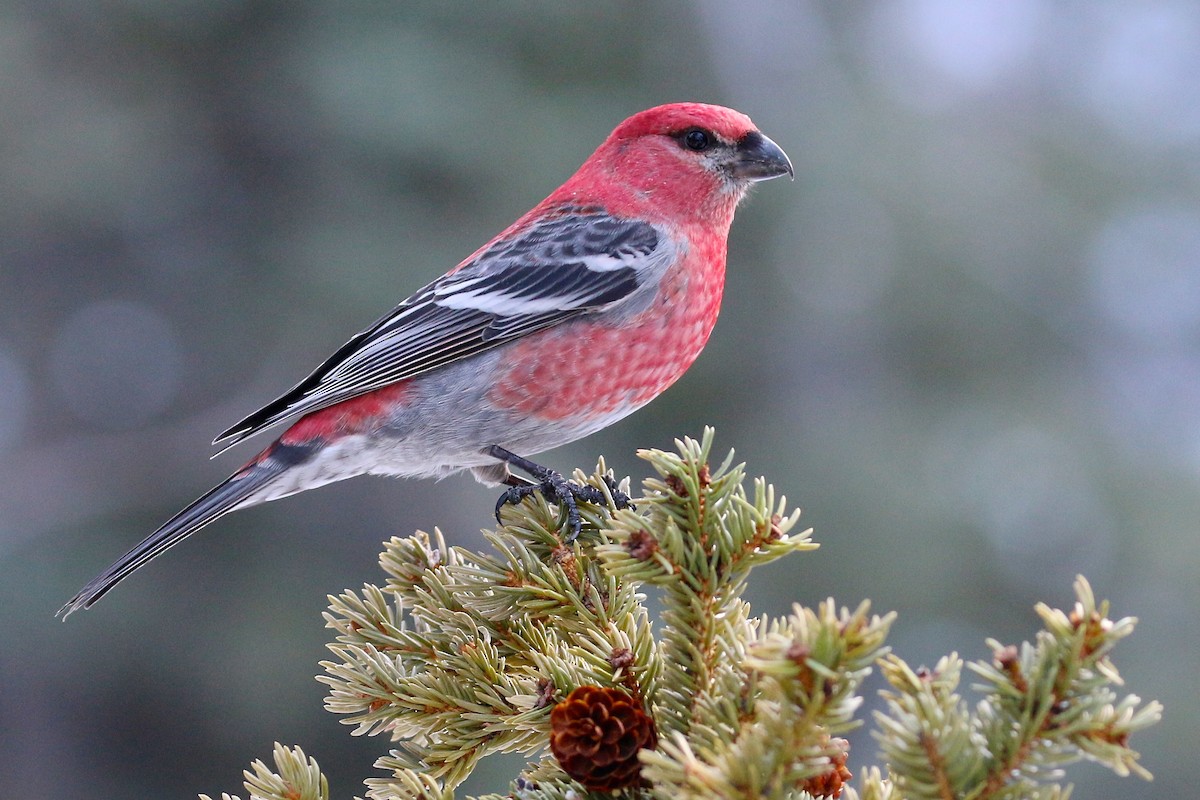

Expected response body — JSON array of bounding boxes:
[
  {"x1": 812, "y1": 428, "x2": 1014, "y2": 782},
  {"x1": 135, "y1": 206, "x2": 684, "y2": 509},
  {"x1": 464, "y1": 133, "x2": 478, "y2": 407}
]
[{"x1": 728, "y1": 130, "x2": 794, "y2": 182}]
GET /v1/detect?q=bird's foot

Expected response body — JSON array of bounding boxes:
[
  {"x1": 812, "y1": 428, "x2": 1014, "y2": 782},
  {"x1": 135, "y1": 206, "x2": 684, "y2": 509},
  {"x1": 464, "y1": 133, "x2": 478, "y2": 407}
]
[{"x1": 487, "y1": 446, "x2": 634, "y2": 541}]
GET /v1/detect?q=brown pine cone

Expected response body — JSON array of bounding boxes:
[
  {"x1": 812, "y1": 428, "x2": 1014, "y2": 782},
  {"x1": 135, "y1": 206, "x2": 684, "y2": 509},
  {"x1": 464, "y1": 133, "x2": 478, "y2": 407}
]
[{"x1": 549, "y1": 685, "x2": 658, "y2": 791}]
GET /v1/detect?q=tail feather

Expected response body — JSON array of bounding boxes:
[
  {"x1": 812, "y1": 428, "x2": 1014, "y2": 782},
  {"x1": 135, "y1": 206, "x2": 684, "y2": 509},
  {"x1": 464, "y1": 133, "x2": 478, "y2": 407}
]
[{"x1": 58, "y1": 459, "x2": 288, "y2": 619}]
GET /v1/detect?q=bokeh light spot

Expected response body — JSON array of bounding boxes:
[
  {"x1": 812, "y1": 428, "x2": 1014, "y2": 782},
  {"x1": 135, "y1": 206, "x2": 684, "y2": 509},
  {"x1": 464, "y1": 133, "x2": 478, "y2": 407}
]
[
  {"x1": 0, "y1": 347, "x2": 30, "y2": 449},
  {"x1": 1079, "y1": 2, "x2": 1200, "y2": 146},
  {"x1": 1087, "y1": 201, "x2": 1200, "y2": 344},
  {"x1": 866, "y1": 0, "x2": 1045, "y2": 108},
  {"x1": 49, "y1": 300, "x2": 183, "y2": 429}
]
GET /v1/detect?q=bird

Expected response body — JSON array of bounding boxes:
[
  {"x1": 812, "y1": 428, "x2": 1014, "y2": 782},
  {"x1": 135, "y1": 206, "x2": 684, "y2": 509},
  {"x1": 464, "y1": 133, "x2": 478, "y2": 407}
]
[{"x1": 59, "y1": 102, "x2": 792, "y2": 618}]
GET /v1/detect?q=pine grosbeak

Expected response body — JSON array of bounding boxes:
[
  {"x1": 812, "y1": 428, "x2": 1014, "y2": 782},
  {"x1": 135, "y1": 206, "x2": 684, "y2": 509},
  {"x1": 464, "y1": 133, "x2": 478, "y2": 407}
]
[{"x1": 61, "y1": 102, "x2": 792, "y2": 617}]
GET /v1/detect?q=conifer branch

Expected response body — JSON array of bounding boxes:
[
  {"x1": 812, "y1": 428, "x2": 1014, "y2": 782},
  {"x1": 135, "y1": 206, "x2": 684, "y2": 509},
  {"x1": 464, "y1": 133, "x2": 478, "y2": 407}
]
[
  {"x1": 197, "y1": 431, "x2": 1159, "y2": 800},
  {"x1": 198, "y1": 743, "x2": 329, "y2": 800},
  {"x1": 873, "y1": 576, "x2": 1161, "y2": 800}
]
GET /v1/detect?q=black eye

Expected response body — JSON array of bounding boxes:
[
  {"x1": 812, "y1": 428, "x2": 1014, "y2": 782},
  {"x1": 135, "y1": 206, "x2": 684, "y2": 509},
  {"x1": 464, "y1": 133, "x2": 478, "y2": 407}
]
[{"x1": 682, "y1": 128, "x2": 713, "y2": 152}]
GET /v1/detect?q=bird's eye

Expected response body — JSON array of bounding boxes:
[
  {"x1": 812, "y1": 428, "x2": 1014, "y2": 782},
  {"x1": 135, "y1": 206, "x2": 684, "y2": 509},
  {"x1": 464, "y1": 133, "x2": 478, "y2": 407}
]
[{"x1": 682, "y1": 128, "x2": 713, "y2": 152}]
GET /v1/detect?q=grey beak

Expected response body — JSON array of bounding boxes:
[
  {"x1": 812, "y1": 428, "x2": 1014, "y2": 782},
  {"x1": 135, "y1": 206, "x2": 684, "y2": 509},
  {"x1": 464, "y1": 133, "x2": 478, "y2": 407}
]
[{"x1": 729, "y1": 130, "x2": 794, "y2": 182}]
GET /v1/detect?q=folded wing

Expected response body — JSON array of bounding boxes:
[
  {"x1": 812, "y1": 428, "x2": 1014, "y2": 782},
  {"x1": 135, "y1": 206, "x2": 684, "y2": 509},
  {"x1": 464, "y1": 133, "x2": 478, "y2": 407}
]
[{"x1": 214, "y1": 209, "x2": 662, "y2": 448}]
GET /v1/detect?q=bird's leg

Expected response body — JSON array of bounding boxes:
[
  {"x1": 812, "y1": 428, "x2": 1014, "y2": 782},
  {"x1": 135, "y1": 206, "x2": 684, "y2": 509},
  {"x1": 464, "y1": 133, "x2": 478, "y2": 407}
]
[{"x1": 486, "y1": 445, "x2": 634, "y2": 540}]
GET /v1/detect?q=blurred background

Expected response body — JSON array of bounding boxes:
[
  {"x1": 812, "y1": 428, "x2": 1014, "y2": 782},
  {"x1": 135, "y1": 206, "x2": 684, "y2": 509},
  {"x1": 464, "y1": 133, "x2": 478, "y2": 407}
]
[{"x1": 4, "y1": 1, "x2": 1198, "y2": 796}]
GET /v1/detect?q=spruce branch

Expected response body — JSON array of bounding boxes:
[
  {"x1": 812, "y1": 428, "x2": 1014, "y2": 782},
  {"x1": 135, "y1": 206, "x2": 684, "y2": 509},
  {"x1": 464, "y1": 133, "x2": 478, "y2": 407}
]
[
  {"x1": 873, "y1": 576, "x2": 1161, "y2": 800},
  {"x1": 199, "y1": 743, "x2": 330, "y2": 800},
  {"x1": 199, "y1": 430, "x2": 1159, "y2": 800},
  {"x1": 595, "y1": 429, "x2": 815, "y2": 751}
]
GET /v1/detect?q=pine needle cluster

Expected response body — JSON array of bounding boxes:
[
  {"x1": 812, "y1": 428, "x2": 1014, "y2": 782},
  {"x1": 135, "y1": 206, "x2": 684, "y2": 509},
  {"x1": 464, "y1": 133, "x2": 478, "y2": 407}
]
[{"x1": 199, "y1": 430, "x2": 1160, "y2": 800}]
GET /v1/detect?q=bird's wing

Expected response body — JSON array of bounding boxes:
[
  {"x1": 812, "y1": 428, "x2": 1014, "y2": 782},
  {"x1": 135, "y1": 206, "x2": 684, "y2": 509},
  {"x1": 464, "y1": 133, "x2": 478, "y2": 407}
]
[{"x1": 214, "y1": 209, "x2": 664, "y2": 447}]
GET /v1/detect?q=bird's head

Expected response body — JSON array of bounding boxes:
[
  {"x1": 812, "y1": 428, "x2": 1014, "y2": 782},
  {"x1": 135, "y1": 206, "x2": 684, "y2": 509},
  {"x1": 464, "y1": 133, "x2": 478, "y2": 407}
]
[{"x1": 575, "y1": 102, "x2": 793, "y2": 223}]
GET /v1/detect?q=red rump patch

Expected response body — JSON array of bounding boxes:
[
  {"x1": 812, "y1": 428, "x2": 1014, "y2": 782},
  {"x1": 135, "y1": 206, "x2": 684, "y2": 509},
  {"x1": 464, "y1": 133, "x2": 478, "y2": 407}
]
[{"x1": 281, "y1": 382, "x2": 411, "y2": 444}]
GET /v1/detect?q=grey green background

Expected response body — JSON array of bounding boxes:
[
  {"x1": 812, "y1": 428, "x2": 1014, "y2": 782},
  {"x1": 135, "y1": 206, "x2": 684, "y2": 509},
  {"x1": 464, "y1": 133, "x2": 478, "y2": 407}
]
[{"x1": 3, "y1": 2, "x2": 1197, "y2": 797}]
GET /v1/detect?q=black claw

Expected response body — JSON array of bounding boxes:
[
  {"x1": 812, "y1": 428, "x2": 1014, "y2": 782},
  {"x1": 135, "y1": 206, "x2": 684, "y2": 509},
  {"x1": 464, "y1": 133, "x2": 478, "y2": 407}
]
[
  {"x1": 495, "y1": 483, "x2": 539, "y2": 524},
  {"x1": 486, "y1": 445, "x2": 630, "y2": 540},
  {"x1": 601, "y1": 475, "x2": 636, "y2": 511}
]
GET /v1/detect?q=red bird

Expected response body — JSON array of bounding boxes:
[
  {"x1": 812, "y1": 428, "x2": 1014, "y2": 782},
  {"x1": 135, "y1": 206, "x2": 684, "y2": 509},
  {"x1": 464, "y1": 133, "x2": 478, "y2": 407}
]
[{"x1": 60, "y1": 102, "x2": 792, "y2": 617}]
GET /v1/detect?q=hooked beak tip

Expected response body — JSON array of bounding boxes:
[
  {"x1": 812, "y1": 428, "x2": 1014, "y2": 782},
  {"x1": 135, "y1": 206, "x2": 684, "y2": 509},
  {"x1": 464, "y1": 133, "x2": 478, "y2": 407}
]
[{"x1": 730, "y1": 130, "x2": 793, "y2": 182}]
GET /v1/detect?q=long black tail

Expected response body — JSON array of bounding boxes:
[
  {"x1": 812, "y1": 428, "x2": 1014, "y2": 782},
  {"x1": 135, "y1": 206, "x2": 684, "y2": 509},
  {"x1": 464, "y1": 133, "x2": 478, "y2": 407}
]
[{"x1": 58, "y1": 448, "x2": 303, "y2": 619}]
